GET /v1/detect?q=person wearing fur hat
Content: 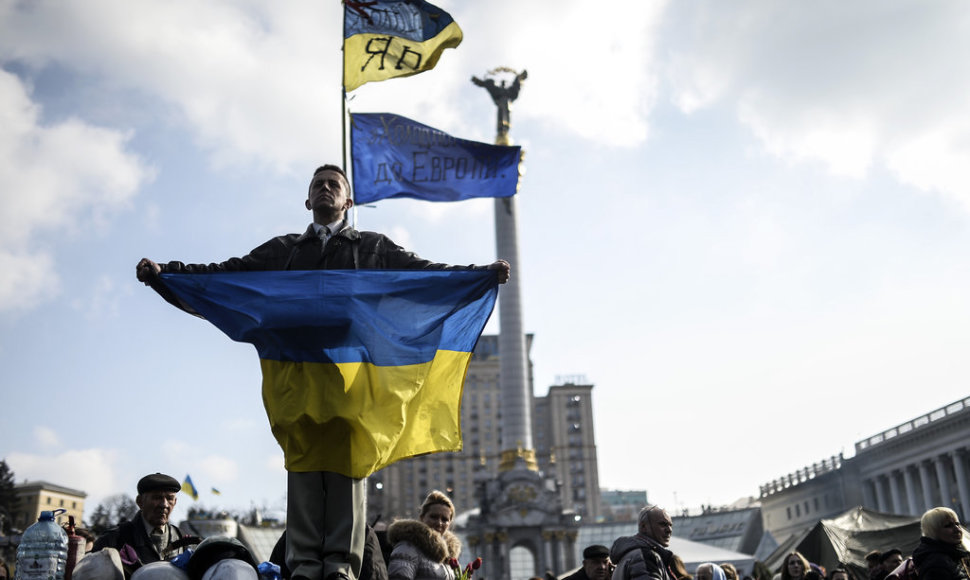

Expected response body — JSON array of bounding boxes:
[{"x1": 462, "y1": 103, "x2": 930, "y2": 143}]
[{"x1": 387, "y1": 491, "x2": 461, "y2": 580}]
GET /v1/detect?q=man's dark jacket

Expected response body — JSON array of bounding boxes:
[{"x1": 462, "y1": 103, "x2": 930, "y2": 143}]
[
  {"x1": 610, "y1": 534, "x2": 674, "y2": 580},
  {"x1": 561, "y1": 568, "x2": 593, "y2": 580},
  {"x1": 92, "y1": 511, "x2": 187, "y2": 566},
  {"x1": 151, "y1": 224, "x2": 485, "y2": 312}
]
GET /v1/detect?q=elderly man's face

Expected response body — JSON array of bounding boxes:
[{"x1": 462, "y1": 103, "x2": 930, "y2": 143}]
[
  {"x1": 646, "y1": 509, "x2": 674, "y2": 546},
  {"x1": 696, "y1": 565, "x2": 714, "y2": 580},
  {"x1": 583, "y1": 556, "x2": 611, "y2": 580},
  {"x1": 137, "y1": 490, "x2": 177, "y2": 527}
]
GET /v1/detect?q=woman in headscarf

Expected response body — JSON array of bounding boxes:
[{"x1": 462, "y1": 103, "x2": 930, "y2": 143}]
[
  {"x1": 696, "y1": 563, "x2": 727, "y2": 580},
  {"x1": 912, "y1": 507, "x2": 970, "y2": 580},
  {"x1": 387, "y1": 490, "x2": 462, "y2": 580}
]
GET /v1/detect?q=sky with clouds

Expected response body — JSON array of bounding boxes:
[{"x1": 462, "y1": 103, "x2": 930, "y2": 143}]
[{"x1": 2, "y1": 0, "x2": 970, "y2": 524}]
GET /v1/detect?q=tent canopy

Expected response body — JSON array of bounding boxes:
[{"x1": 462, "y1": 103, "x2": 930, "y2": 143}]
[{"x1": 764, "y1": 507, "x2": 921, "y2": 580}]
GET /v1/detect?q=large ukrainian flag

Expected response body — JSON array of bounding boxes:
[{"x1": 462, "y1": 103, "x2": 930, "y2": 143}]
[
  {"x1": 160, "y1": 269, "x2": 497, "y2": 478},
  {"x1": 344, "y1": 0, "x2": 462, "y2": 92}
]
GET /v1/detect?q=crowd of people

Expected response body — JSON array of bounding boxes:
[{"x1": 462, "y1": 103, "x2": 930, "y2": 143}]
[
  {"x1": 528, "y1": 505, "x2": 969, "y2": 580},
  {"x1": 21, "y1": 471, "x2": 960, "y2": 580},
  {"x1": 592, "y1": 505, "x2": 970, "y2": 580}
]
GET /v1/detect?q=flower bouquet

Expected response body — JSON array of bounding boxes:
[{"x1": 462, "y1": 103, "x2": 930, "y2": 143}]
[{"x1": 449, "y1": 557, "x2": 483, "y2": 580}]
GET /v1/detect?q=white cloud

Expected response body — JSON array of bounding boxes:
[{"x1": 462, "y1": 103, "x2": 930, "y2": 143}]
[
  {"x1": 465, "y1": 2, "x2": 666, "y2": 147},
  {"x1": 7, "y1": 448, "x2": 122, "y2": 511},
  {"x1": 404, "y1": 1, "x2": 668, "y2": 147},
  {"x1": 0, "y1": 69, "x2": 152, "y2": 313},
  {"x1": 199, "y1": 455, "x2": 239, "y2": 484},
  {"x1": 33, "y1": 426, "x2": 61, "y2": 448},
  {"x1": 158, "y1": 438, "x2": 240, "y2": 485},
  {"x1": 885, "y1": 122, "x2": 970, "y2": 210},
  {"x1": 0, "y1": 250, "x2": 58, "y2": 312},
  {"x1": 0, "y1": 0, "x2": 345, "y2": 173},
  {"x1": 264, "y1": 454, "x2": 284, "y2": 473},
  {"x1": 738, "y1": 95, "x2": 877, "y2": 178},
  {"x1": 1, "y1": 0, "x2": 668, "y2": 186},
  {"x1": 162, "y1": 439, "x2": 193, "y2": 464},
  {"x1": 71, "y1": 275, "x2": 129, "y2": 320},
  {"x1": 662, "y1": 0, "x2": 970, "y2": 205}
]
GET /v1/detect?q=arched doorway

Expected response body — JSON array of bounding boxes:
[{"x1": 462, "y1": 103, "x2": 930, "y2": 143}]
[{"x1": 510, "y1": 544, "x2": 538, "y2": 580}]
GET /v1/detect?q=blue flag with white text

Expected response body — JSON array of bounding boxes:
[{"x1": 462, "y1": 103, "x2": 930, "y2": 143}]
[{"x1": 350, "y1": 112, "x2": 521, "y2": 205}]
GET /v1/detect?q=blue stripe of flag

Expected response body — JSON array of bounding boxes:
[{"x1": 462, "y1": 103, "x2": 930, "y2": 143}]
[
  {"x1": 344, "y1": 0, "x2": 456, "y2": 42},
  {"x1": 159, "y1": 269, "x2": 497, "y2": 365}
]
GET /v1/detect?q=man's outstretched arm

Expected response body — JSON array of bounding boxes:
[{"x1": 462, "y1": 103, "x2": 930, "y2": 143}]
[{"x1": 135, "y1": 257, "x2": 202, "y2": 316}]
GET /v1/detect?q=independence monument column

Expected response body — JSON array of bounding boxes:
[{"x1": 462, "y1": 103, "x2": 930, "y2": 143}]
[{"x1": 471, "y1": 68, "x2": 536, "y2": 471}]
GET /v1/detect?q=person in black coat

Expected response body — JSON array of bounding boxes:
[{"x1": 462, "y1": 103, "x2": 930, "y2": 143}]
[
  {"x1": 562, "y1": 545, "x2": 612, "y2": 580},
  {"x1": 92, "y1": 473, "x2": 194, "y2": 579},
  {"x1": 912, "y1": 507, "x2": 970, "y2": 580}
]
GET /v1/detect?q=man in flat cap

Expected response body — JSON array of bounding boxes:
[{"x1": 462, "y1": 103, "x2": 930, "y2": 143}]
[
  {"x1": 563, "y1": 545, "x2": 613, "y2": 580},
  {"x1": 93, "y1": 473, "x2": 191, "y2": 576}
]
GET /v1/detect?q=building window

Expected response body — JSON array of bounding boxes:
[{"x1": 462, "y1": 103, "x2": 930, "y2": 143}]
[{"x1": 47, "y1": 497, "x2": 52, "y2": 505}]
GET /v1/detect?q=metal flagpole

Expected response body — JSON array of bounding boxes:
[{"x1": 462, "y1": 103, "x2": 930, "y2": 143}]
[{"x1": 339, "y1": 2, "x2": 357, "y2": 228}]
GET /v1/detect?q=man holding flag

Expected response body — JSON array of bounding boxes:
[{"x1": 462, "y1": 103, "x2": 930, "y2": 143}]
[{"x1": 136, "y1": 165, "x2": 509, "y2": 580}]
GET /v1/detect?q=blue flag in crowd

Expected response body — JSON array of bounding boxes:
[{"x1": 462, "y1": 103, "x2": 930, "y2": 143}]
[{"x1": 350, "y1": 112, "x2": 521, "y2": 205}]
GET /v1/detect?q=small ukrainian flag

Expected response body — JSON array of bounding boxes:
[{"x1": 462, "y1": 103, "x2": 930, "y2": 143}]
[
  {"x1": 181, "y1": 475, "x2": 199, "y2": 500},
  {"x1": 211, "y1": 487, "x2": 221, "y2": 496}
]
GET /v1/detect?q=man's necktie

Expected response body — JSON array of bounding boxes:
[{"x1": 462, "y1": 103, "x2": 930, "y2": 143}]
[{"x1": 151, "y1": 527, "x2": 164, "y2": 554}]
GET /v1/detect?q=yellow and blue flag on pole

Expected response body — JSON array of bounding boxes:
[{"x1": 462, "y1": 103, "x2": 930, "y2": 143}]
[
  {"x1": 343, "y1": 0, "x2": 462, "y2": 92},
  {"x1": 351, "y1": 112, "x2": 522, "y2": 204},
  {"x1": 182, "y1": 475, "x2": 199, "y2": 500},
  {"x1": 159, "y1": 269, "x2": 498, "y2": 478}
]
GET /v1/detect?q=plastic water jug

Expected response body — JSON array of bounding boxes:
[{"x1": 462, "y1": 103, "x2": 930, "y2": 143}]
[{"x1": 15, "y1": 509, "x2": 68, "y2": 580}]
